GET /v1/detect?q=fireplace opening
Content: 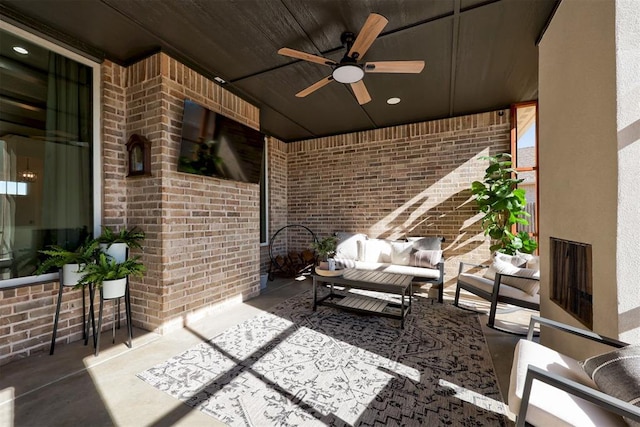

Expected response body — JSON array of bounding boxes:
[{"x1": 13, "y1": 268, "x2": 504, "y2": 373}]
[{"x1": 550, "y1": 237, "x2": 593, "y2": 328}]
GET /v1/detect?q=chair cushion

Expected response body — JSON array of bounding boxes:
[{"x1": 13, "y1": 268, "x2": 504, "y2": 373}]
[
  {"x1": 457, "y1": 273, "x2": 540, "y2": 303},
  {"x1": 581, "y1": 344, "x2": 640, "y2": 426},
  {"x1": 509, "y1": 339, "x2": 627, "y2": 427}
]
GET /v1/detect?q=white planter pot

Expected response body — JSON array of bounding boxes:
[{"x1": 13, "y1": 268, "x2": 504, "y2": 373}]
[
  {"x1": 61, "y1": 263, "x2": 84, "y2": 287},
  {"x1": 102, "y1": 277, "x2": 127, "y2": 299},
  {"x1": 100, "y1": 243, "x2": 128, "y2": 263}
]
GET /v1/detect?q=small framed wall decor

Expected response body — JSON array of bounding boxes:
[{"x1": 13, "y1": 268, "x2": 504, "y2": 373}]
[{"x1": 126, "y1": 134, "x2": 151, "y2": 177}]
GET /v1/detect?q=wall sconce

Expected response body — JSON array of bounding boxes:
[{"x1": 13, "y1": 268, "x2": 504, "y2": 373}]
[{"x1": 126, "y1": 134, "x2": 151, "y2": 177}]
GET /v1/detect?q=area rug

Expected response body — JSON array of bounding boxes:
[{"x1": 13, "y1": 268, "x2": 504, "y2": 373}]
[{"x1": 137, "y1": 289, "x2": 509, "y2": 426}]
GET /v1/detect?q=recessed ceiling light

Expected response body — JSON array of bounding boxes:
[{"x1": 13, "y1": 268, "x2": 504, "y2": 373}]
[
  {"x1": 13, "y1": 46, "x2": 29, "y2": 55},
  {"x1": 213, "y1": 76, "x2": 226, "y2": 84},
  {"x1": 387, "y1": 97, "x2": 401, "y2": 105}
]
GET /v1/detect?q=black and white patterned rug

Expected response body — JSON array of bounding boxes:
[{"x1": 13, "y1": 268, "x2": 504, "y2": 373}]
[{"x1": 137, "y1": 289, "x2": 509, "y2": 426}]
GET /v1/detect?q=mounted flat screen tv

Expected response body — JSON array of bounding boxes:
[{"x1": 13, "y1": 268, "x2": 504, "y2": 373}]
[{"x1": 178, "y1": 100, "x2": 265, "y2": 184}]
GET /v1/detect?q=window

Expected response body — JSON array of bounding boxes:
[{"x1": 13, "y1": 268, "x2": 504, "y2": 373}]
[
  {"x1": 0, "y1": 22, "x2": 101, "y2": 287},
  {"x1": 511, "y1": 101, "x2": 538, "y2": 244}
]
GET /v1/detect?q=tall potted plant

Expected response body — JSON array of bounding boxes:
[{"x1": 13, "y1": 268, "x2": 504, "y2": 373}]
[
  {"x1": 97, "y1": 226, "x2": 145, "y2": 263},
  {"x1": 78, "y1": 253, "x2": 145, "y2": 299},
  {"x1": 471, "y1": 153, "x2": 537, "y2": 254},
  {"x1": 35, "y1": 237, "x2": 100, "y2": 286}
]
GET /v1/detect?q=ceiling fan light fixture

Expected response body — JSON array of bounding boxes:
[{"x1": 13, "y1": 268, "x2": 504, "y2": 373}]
[{"x1": 332, "y1": 64, "x2": 364, "y2": 84}]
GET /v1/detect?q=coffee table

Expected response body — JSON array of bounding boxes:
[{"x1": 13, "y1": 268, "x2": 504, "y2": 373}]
[{"x1": 313, "y1": 269, "x2": 414, "y2": 328}]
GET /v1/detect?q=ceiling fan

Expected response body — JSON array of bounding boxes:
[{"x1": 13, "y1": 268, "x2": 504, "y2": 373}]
[{"x1": 278, "y1": 13, "x2": 425, "y2": 105}]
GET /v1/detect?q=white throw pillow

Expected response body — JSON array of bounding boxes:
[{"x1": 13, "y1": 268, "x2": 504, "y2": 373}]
[
  {"x1": 390, "y1": 241, "x2": 413, "y2": 265},
  {"x1": 491, "y1": 259, "x2": 540, "y2": 295},
  {"x1": 483, "y1": 252, "x2": 529, "y2": 280},
  {"x1": 363, "y1": 239, "x2": 393, "y2": 263},
  {"x1": 335, "y1": 232, "x2": 367, "y2": 260}
]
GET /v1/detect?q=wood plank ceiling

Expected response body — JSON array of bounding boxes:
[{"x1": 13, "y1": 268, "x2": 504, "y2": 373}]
[{"x1": 0, "y1": 0, "x2": 559, "y2": 142}]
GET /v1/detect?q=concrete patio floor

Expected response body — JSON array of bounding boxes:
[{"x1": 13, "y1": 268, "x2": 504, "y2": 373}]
[{"x1": 0, "y1": 277, "x2": 534, "y2": 426}]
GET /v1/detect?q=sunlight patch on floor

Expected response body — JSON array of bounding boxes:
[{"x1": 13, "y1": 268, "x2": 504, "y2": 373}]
[{"x1": 438, "y1": 378, "x2": 509, "y2": 415}]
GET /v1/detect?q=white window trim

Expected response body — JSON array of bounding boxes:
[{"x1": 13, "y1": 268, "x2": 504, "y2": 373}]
[
  {"x1": 260, "y1": 137, "x2": 269, "y2": 246},
  {"x1": 0, "y1": 21, "x2": 102, "y2": 289}
]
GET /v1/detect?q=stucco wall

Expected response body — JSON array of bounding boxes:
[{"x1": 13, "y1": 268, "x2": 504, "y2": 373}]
[
  {"x1": 615, "y1": 0, "x2": 640, "y2": 343},
  {"x1": 539, "y1": 0, "x2": 621, "y2": 357}
]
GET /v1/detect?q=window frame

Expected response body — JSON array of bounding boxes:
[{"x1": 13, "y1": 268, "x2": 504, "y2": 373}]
[
  {"x1": 510, "y1": 100, "x2": 539, "y2": 245},
  {"x1": 260, "y1": 138, "x2": 269, "y2": 246},
  {"x1": 0, "y1": 20, "x2": 102, "y2": 289}
]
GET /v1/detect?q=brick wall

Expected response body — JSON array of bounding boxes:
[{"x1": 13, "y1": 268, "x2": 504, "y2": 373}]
[
  {"x1": 284, "y1": 111, "x2": 511, "y2": 286},
  {"x1": 121, "y1": 53, "x2": 262, "y2": 333}
]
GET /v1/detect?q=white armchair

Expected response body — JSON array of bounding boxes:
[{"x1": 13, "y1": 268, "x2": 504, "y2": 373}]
[{"x1": 510, "y1": 316, "x2": 640, "y2": 426}]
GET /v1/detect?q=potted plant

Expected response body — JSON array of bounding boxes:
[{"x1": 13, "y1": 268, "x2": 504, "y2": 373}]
[
  {"x1": 35, "y1": 237, "x2": 100, "y2": 286},
  {"x1": 471, "y1": 153, "x2": 538, "y2": 254},
  {"x1": 78, "y1": 253, "x2": 146, "y2": 299},
  {"x1": 311, "y1": 236, "x2": 338, "y2": 269},
  {"x1": 97, "y1": 226, "x2": 145, "y2": 263}
]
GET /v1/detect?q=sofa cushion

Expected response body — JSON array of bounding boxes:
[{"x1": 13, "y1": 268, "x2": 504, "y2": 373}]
[
  {"x1": 489, "y1": 259, "x2": 540, "y2": 295},
  {"x1": 410, "y1": 249, "x2": 442, "y2": 269},
  {"x1": 483, "y1": 251, "x2": 530, "y2": 280},
  {"x1": 509, "y1": 339, "x2": 626, "y2": 427},
  {"x1": 354, "y1": 261, "x2": 440, "y2": 280},
  {"x1": 581, "y1": 344, "x2": 640, "y2": 426},
  {"x1": 390, "y1": 241, "x2": 413, "y2": 265},
  {"x1": 335, "y1": 232, "x2": 367, "y2": 260},
  {"x1": 407, "y1": 236, "x2": 443, "y2": 250}
]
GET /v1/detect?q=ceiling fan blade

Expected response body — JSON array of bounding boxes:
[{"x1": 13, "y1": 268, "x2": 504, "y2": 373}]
[
  {"x1": 350, "y1": 80, "x2": 371, "y2": 105},
  {"x1": 296, "y1": 76, "x2": 333, "y2": 98},
  {"x1": 364, "y1": 61, "x2": 425, "y2": 73},
  {"x1": 348, "y1": 13, "x2": 388, "y2": 60},
  {"x1": 278, "y1": 48, "x2": 336, "y2": 66}
]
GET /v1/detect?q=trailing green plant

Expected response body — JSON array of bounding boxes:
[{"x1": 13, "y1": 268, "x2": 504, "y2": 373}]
[
  {"x1": 77, "y1": 253, "x2": 145, "y2": 289},
  {"x1": 35, "y1": 237, "x2": 100, "y2": 275},
  {"x1": 471, "y1": 153, "x2": 538, "y2": 254},
  {"x1": 97, "y1": 226, "x2": 145, "y2": 249},
  {"x1": 310, "y1": 236, "x2": 338, "y2": 261}
]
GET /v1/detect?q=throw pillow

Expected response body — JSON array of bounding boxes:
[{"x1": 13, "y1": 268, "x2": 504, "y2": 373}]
[
  {"x1": 335, "y1": 232, "x2": 367, "y2": 260},
  {"x1": 516, "y1": 251, "x2": 540, "y2": 271},
  {"x1": 581, "y1": 344, "x2": 640, "y2": 426},
  {"x1": 362, "y1": 239, "x2": 393, "y2": 263},
  {"x1": 410, "y1": 249, "x2": 442, "y2": 269},
  {"x1": 483, "y1": 252, "x2": 530, "y2": 280},
  {"x1": 407, "y1": 236, "x2": 443, "y2": 251},
  {"x1": 390, "y1": 241, "x2": 413, "y2": 265},
  {"x1": 490, "y1": 259, "x2": 540, "y2": 295}
]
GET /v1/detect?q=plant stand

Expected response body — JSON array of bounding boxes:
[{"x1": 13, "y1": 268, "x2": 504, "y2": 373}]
[
  {"x1": 50, "y1": 267, "x2": 88, "y2": 355},
  {"x1": 93, "y1": 278, "x2": 133, "y2": 357}
]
